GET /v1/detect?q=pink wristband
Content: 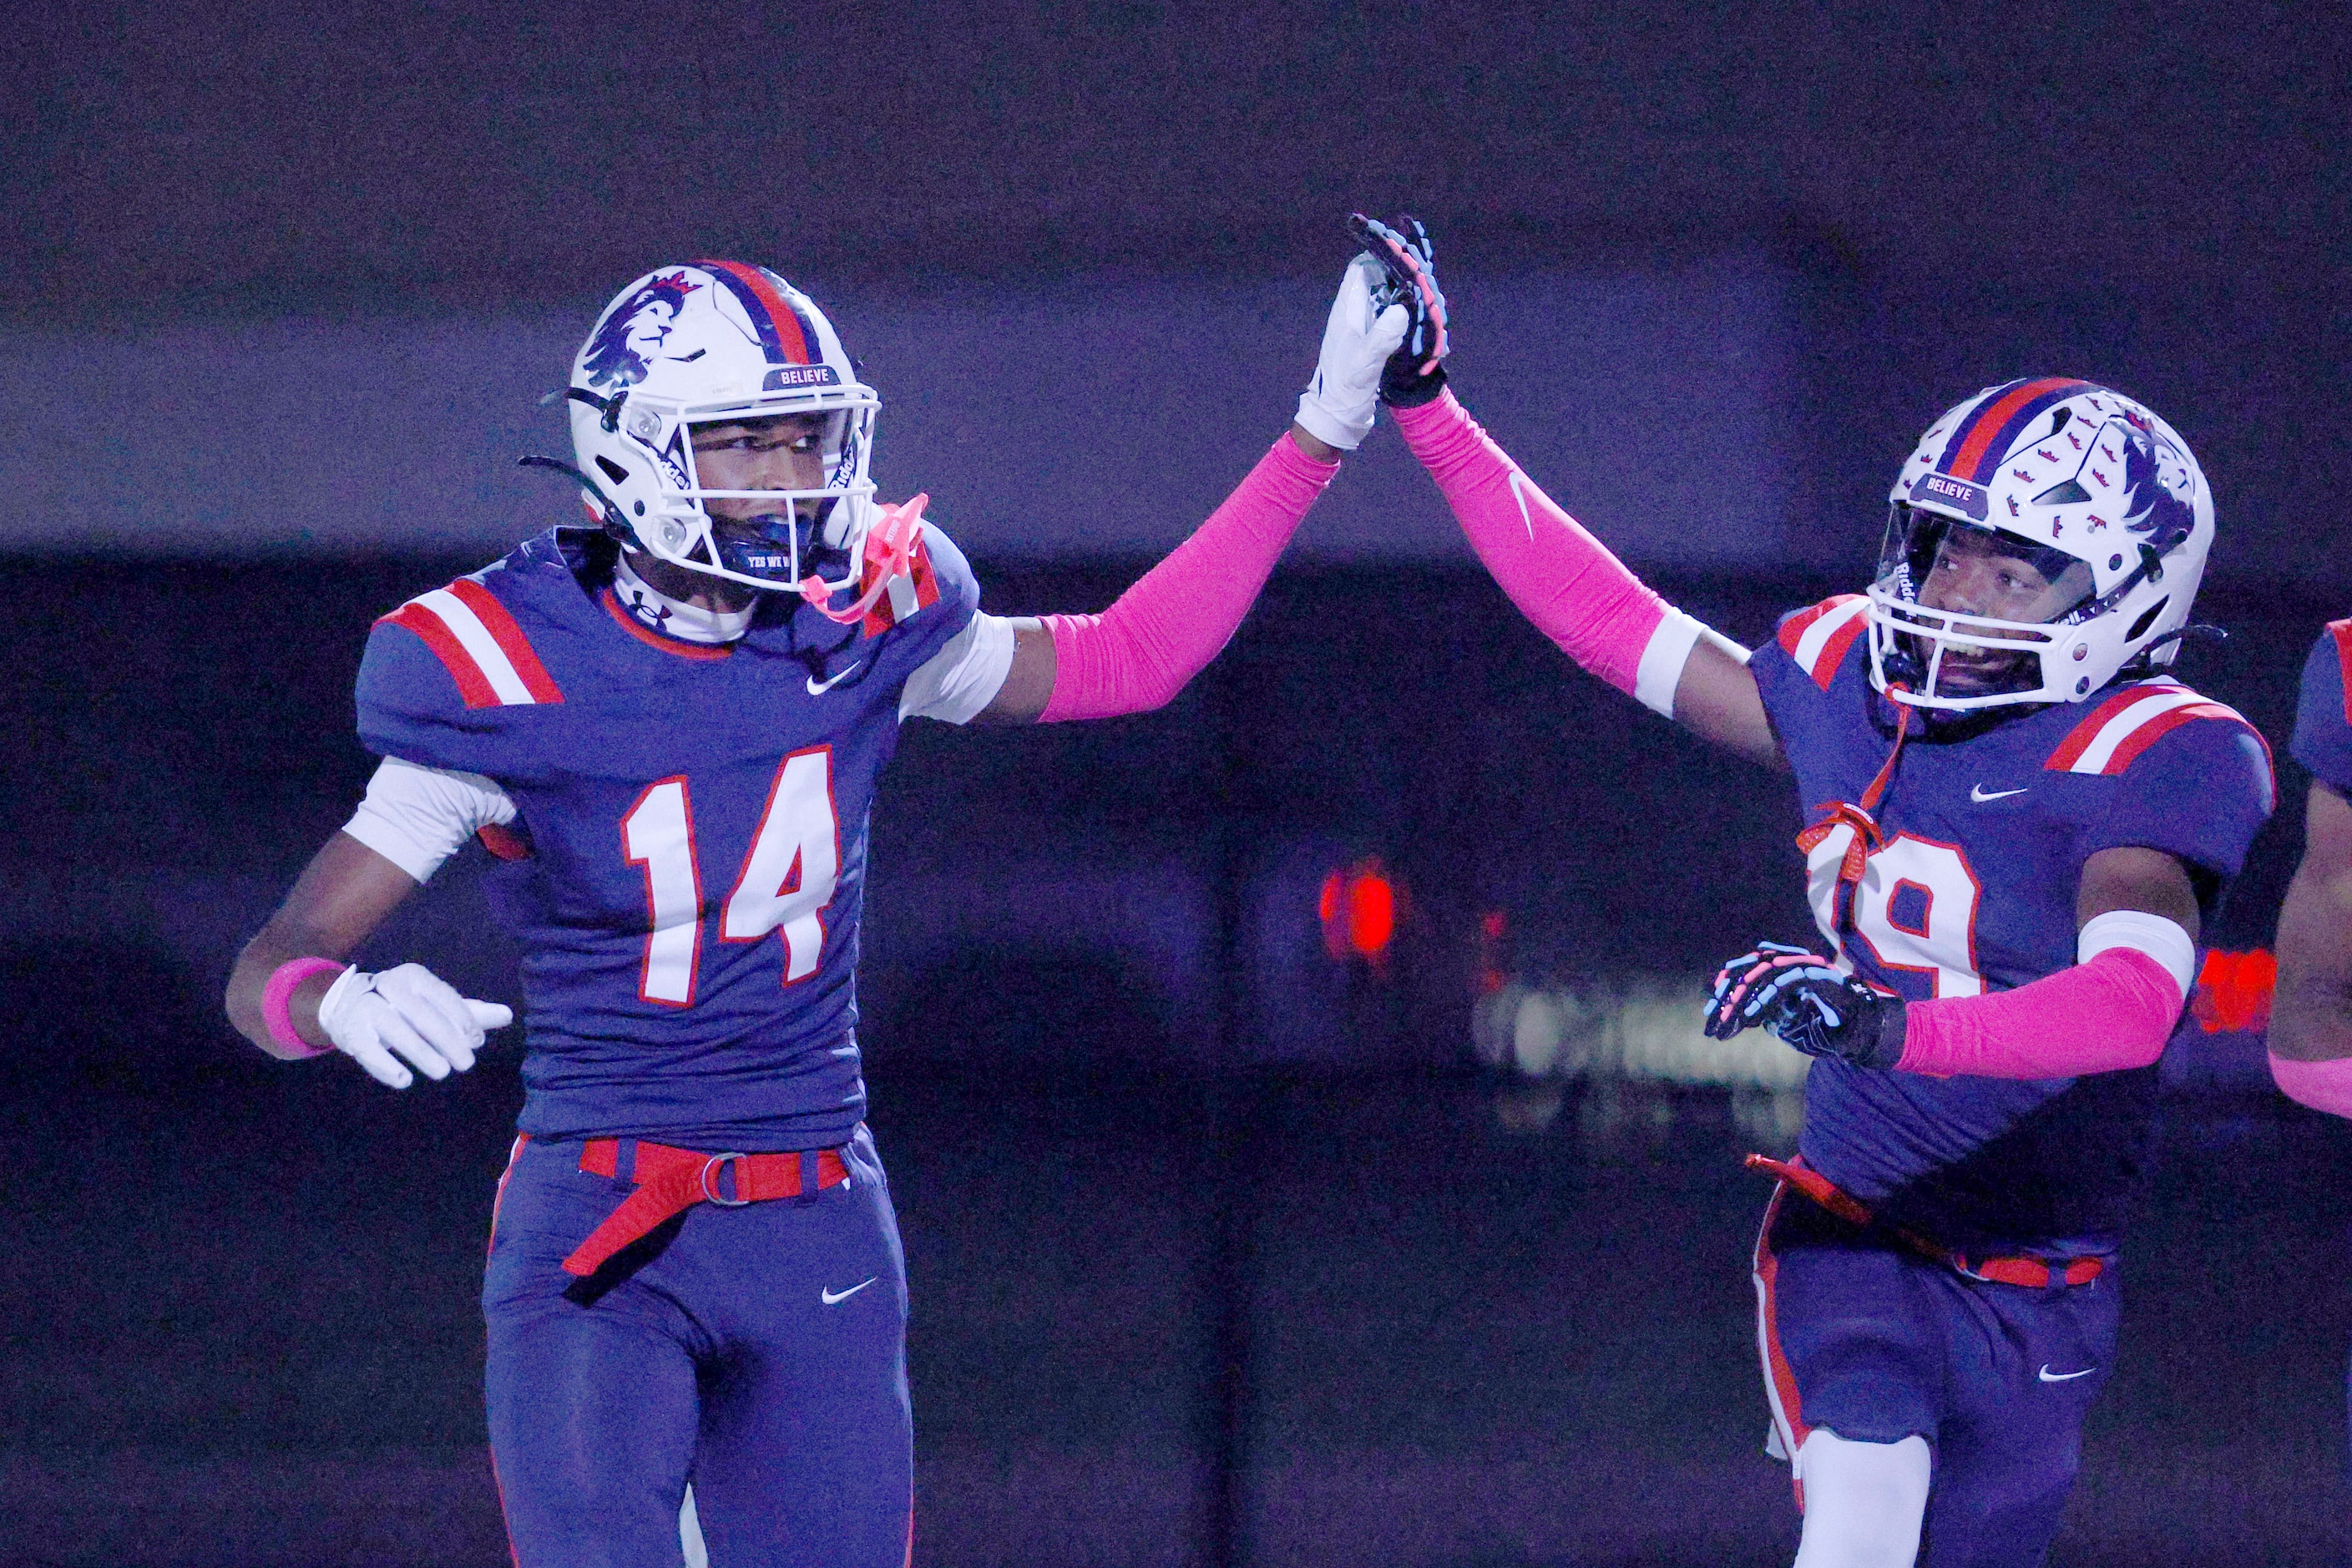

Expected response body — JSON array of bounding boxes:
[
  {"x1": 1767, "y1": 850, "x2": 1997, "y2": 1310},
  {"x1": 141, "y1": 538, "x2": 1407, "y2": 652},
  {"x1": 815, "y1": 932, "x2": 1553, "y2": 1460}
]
[
  {"x1": 263, "y1": 957, "x2": 348, "y2": 1058},
  {"x1": 2270, "y1": 1052, "x2": 2352, "y2": 1119}
]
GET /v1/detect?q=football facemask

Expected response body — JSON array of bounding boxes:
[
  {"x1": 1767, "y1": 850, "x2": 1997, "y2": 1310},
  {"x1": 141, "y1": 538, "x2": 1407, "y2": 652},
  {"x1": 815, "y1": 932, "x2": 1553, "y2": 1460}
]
[
  {"x1": 682, "y1": 411, "x2": 857, "y2": 587},
  {"x1": 556, "y1": 261, "x2": 882, "y2": 595},
  {"x1": 1869, "y1": 509, "x2": 2097, "y2": 703},
  {"x1": 1866, "y1": 378, "x2": 2213, "y2": 711}
]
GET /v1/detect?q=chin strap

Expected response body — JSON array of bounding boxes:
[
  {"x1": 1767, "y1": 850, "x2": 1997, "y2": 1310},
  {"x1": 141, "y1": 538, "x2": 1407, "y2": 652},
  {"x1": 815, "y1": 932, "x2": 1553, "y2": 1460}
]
[
  {"x1": 517, "y1": 454, "x2": 635, "y2": 543},
  {"x1": 797, "y1": 493, "x2": 928, "y2": 625},
  {"x1": 2134, "y1": 622, "x2": 2228, "y2": 665}
]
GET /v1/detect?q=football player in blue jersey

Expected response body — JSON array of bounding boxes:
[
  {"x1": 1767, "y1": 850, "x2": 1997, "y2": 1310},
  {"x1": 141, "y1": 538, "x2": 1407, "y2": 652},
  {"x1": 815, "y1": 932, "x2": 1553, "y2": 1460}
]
[
  {"x1": 2269, "y1": 619, "x2": 2352, "y2": 1475},
  {"x1": 223, "y1": 249, "x2": 1429, "y2": 1567},
  {"x1": 1355, "y1": 220, "x2": 2273, "y2": 1566},
  {"x1": 2272, "y1": 618, "x2": 2352, "y2": 1084}
]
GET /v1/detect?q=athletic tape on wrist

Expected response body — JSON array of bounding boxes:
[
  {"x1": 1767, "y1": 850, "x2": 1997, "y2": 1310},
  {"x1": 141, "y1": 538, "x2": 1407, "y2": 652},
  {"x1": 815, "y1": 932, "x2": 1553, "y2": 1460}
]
[
  {"x1": 2076, "y1": 908, "x2": 2197, "y2": 1000},
  {"x1": 262, "y1": 956, "x2": 348, "y2": 1058}
]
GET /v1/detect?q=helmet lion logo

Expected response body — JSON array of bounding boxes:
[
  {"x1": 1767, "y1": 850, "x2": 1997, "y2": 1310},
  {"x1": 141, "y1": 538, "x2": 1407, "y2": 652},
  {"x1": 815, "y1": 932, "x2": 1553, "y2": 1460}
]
[
  {"x1": 582, "y1": 271, "x2": 703, "y2": 391},
  {"x1": 2119, "y1": 424, "x2": 2193, "y2": 546}
]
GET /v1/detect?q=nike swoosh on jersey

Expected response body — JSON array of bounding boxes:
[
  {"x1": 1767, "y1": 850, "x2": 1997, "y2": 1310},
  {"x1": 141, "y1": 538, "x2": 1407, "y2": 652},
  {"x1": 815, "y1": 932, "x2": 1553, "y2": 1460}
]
[
  {"x1": 1508, "y1": 469, "x2": 1535, "y2": 541},
  {"x1": 807, "y1": 662, "x2": 864, "y2": 696},
  {"x1": 2036, "y1": 1364, "x2": 2096, "y2": 1382},
  {"x1": 822, "y1": 1277, "x2": 878, "y2": 1306},
  {"x1": 1970, "y1": 785, "x2": 2030, "y2": 802}
]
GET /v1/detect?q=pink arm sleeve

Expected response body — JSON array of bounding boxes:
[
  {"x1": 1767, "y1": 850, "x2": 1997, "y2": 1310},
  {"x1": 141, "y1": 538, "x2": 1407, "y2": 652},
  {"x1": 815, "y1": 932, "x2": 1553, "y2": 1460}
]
[
  {"x1": 1391, "y1": 388, "x2": 1670, "y2": 698},
  {"x1": 2269, "y1": 1053, "x2": 2352, "y2": 1117},
  {"x1": 1038, "y1": 432, "x2": 1337, "y2": 723},
  {"x1": 1895, "y1": 947, "x2": 2185, "y2": 1079}
]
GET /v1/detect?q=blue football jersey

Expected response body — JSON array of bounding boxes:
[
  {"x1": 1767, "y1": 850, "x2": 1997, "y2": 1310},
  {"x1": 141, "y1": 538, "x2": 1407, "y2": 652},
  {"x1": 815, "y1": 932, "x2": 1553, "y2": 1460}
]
[
  {"x1": 2290, "y1": 621, "x2": 2352, "y2": 795},
  {"x1": 1753, "y1": 595, "x2": 2274, "y2": 1255},
  {"x1": 356, "y1": 524, "x2": 979, "y2": 1150}
]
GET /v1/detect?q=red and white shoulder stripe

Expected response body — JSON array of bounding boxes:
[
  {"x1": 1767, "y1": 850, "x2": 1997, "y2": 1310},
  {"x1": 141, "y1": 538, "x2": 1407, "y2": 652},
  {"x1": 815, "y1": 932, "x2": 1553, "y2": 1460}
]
[
  {"x1": 2044, "y1": 679, "x2": 2271, "y2": 797},
  {"x1": 2329, "y1": 618, "x2": 2352, "y2": 725},
  {"x1": 1774, "y1": 594, "x2": 1869, "y2": 690},
  {"x1": 377, "y1": 579, "x2": 564, "y2": 709}
]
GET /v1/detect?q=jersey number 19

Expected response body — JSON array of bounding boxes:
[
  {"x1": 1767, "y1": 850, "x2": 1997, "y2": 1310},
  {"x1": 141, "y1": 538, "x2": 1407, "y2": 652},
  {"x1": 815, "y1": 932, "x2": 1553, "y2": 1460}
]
[{"x1": 620, "y1": 747, "x2": 842, "y2": 1007}]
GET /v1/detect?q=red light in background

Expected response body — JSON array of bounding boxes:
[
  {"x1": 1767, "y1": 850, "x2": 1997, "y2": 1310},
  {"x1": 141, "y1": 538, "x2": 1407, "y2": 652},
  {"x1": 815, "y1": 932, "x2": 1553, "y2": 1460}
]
[
  {"x1": 1320, "y1": 859, "x2": 1398, "y2": 965},
  {"x1": 2191, "y1": 948, "x2": 2275, "y2": 1034},
  {"x1": 1319, "y1": 872, "x2": 1347, "y2": 960},
  {"x1": 1476, "y1": 909, "x2": 1507, "y2": 994},
  {"x1": 1346, "y1": 873, "x2": 1395, "y2": 958}
]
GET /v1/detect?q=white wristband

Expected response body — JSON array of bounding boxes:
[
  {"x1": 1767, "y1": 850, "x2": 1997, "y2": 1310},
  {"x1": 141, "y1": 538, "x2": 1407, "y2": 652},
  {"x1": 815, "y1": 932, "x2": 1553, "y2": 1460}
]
[
  {"x1": 2077, "y1": 908, "x2": 2197, "y2": 1000},
  {"x1": 1632, "y1": 610, "x2": 1748, "y2": 719}
]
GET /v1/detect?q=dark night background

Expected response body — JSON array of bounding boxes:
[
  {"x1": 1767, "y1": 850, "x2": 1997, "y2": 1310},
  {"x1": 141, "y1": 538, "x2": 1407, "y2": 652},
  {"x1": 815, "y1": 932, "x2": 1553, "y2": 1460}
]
[{"x1": 3, "y1": 3, "x2": 2349, "y2": 1564}]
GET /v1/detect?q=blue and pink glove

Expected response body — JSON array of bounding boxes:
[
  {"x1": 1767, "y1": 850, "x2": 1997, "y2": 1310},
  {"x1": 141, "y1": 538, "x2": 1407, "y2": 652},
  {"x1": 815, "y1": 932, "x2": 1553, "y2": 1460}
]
[
  {"x1": 1705, "y1": 941, "x2": 1908, "y2": 1069},
  {"x1": 1349, "y1": 213, "x2": 1449, "y2": 406}
]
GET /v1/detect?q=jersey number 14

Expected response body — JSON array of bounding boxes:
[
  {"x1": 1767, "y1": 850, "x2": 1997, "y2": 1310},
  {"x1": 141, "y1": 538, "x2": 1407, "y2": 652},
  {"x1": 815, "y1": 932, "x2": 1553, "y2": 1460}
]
[{"x1": 620, "y1": 747, "x2": 841, "y2": 1007}]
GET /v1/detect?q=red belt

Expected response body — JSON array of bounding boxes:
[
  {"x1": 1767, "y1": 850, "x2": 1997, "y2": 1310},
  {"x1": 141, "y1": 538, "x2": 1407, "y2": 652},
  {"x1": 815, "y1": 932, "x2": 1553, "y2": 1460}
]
[
  {"x1": 562, "y1": 1138, "x2": 851, "y2": 1277},
  {"x1": 1747, "y1": 1154, "x2": 2104, "y2": 1290}
]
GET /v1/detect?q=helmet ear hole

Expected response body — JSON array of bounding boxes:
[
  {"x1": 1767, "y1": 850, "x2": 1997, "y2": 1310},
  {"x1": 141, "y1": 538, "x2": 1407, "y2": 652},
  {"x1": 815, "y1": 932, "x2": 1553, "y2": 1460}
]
[
  {"x1": 2125, "y1": 598, "x2": 2168, "y2": 644},
  {"x1": 594, "y1": 456, "x2": 630, "y2": 485}
]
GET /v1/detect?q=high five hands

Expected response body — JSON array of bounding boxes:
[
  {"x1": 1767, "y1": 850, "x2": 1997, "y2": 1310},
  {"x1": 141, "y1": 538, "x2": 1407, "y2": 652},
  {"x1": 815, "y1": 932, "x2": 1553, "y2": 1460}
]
[{"x1": 1296, "y1": 213, "x2": 1453, "y2": 456}]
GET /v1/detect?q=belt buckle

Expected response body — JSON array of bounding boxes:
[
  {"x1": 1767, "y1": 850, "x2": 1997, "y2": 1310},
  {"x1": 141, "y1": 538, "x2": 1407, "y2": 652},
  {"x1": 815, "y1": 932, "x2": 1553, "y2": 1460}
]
[{"x1": 700, "y1": 1151, "x2": 752, "y2": 1206}]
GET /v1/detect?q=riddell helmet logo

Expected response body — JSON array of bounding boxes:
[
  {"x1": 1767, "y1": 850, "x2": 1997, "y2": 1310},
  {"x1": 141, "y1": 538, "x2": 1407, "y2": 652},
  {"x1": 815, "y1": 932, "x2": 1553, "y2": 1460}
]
[
  {"x1": 1911, "y1": 472, "x2": 1990, "y2": 521},
  {"x1": 764, "y1": 364, "x2": 842, "y2": 391}
]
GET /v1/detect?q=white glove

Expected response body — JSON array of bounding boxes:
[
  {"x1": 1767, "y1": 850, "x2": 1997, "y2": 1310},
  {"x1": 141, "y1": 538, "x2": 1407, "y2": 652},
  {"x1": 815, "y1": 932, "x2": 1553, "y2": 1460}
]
[
  {"x1": 1294, "y1": 253, "x2": 1410, "y2": 452},
  {"x1": 316, "y1": 962, "x2": 513, "y2": 1090}
]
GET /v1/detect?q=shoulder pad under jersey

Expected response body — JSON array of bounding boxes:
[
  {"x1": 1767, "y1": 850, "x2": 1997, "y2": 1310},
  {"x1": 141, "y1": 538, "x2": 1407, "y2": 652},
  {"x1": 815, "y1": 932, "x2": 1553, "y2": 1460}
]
[
  {"x1": 357, "y1": 562, "x2": 564, "y2": 775},
  {"x1": 2042, "y1": 678, "x2": 2272, "y2": 802},
  {"x1": 376, "y1": 577, "x2": 566, "y2": 711},
  {"x1": 2052, "y1": 678, "x2": 2276, "y2": 882},
  {"x1": 2291, "y1": 620, "x2": 2352, "y2": 793},
  {"x1": 856, "y1": 522, "x2": 980, "y2": 640},
  {"x1": 1773, "y1": 594, "x2": 1870, "y2": 692}
]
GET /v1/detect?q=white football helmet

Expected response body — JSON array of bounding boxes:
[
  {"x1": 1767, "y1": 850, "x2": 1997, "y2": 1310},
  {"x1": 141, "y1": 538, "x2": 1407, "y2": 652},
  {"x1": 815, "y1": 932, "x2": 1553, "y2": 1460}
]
[
  {"x1": 557, "y1": 261, "x2": 879, "y2": 594},
  {"x1": 1866, "y1": 377, "x2": 2213, "y2": 711}
]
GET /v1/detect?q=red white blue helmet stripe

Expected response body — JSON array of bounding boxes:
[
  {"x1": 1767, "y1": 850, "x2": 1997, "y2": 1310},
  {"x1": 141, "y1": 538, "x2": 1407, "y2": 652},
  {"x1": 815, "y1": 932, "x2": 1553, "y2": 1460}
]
[
  {"x1": 1932, "y1": 377, "x2": 2098, "y2": 484},
  {"x1": 693, "y1": 259, "x2": 817, "y2": 369}
]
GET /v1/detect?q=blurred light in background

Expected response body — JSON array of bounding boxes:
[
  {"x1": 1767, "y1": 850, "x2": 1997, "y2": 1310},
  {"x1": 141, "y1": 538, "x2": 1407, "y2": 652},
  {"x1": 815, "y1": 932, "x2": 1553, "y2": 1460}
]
[
  {"x1": 2192, "y1": 948, "x2": 2275, "y2": 1035},
  {"x1": 1319, "y1": 859, "x2": 1396, "y2": 967},
  {"x1": 1475, "y1": 910, "x2": 1507, "y2": 996},
  {"x1": 1471, "y1": 975, "x2": 1810, "y2": 1150}
]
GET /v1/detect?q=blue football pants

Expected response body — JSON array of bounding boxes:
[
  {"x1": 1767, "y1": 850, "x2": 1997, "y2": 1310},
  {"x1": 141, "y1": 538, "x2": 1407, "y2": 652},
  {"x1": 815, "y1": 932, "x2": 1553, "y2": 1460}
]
[
  {"x1": 483, "y1": 1126, "x2": 911, "y2": 1568},
  {"x1": 1756, "y1": 1188, "x2": 2120, "y2": 1567}
]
